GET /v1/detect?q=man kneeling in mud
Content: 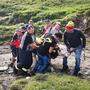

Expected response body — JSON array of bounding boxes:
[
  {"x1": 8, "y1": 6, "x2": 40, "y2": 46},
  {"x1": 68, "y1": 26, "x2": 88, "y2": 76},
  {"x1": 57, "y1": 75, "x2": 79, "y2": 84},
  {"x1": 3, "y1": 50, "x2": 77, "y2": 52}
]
[{"x1": 31, "y1": 33, "x2": 62, "y2": 74}]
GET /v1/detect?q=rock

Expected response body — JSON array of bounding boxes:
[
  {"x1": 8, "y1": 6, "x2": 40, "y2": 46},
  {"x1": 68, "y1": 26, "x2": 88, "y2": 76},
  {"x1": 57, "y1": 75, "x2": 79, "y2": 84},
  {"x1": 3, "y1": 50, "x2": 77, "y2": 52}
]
[{"x1": 0, "y1": 45, "x2": 11, "y2": 54}]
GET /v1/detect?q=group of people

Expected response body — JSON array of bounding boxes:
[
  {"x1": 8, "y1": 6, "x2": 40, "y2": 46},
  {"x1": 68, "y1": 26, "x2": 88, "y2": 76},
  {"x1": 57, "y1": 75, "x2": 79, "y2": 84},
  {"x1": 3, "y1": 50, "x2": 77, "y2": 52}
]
[{"x1": 9, "y1": 19, "x2": 86, "y2": 76}]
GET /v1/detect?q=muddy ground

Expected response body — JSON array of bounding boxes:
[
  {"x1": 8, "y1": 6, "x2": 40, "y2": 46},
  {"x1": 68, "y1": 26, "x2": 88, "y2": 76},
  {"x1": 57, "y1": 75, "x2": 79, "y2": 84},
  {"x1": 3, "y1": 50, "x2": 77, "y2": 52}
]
[{"x1": 0, "y1": 41, "x2": 90, "y2": 89}]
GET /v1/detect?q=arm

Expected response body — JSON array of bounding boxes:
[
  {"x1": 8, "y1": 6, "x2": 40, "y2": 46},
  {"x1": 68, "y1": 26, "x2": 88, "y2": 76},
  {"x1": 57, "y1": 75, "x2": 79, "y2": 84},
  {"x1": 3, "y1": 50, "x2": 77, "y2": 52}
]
[
  {"x1": 64, "y1": 33, "x2": 70, "y2": 49},
  {"x1": 29, "y1": 42, "x2": 39, "y2": 49},
  {"x1": 79, "y1": 31, "x2": 86, "y2": 48},
  {"x1": 49, "y1": 47, "x2": 54, "y2": 53}
]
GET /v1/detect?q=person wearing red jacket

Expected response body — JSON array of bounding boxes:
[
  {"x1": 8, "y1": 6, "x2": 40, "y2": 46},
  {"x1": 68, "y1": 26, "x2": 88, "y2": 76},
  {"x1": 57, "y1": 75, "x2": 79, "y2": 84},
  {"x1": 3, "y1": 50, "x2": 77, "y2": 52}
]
[{"x1": 9, "y1": 29, "x2": 23, "y2": 67}]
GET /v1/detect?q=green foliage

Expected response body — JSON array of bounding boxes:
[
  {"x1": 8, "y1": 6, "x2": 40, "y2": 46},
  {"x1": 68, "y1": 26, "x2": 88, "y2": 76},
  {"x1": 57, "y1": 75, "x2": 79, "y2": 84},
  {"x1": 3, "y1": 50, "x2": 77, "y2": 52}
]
[
  {"x1": 0, "y1": 36, "x2": 11, "y2": 44},
  {"x1": 0, "y1": 0, "x2": 90, "y2": 43},
  {"x1": 10, "y1": 73, "x2": 90, "y2": 90},
  {"x1": 9, "y1": 9, "x2": 41, "y2": 24}
]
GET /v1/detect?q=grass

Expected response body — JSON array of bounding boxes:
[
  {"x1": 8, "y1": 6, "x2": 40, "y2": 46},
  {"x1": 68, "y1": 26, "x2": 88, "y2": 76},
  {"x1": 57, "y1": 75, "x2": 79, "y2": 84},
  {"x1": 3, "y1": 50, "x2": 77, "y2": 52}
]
[
  {"x1": 0, "y1": 0, "x2": 90, "y2": 43},
  {"x1": 10, "y1": 73, "x2": 90, "y2": 90}
]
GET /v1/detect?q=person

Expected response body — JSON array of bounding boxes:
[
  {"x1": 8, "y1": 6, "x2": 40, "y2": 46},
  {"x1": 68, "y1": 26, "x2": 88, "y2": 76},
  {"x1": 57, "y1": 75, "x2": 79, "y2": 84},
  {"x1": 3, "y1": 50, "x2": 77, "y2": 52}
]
[
  {"x1": 20, "y1": 25, "x2": 28, "y2": 34},
  {"x1": 28, "y1": 19, "x2": 34, "y2": 26},
  {"x1": 9, "y1": 29, "x2": 23, "y2": 67},
  {"x1": 62, "y1": 21, "x2": 86, "y2": 76},
  {"x1": 32, "y1": 33, "x2": 62, "y2": 74},
  {"x1": 43, "y1": 19, "x2": 52, "y2": 36},
  {"x1": 17, "y1": 25, "x2": 38, "y2": 76},
  {"x1": 50, "y1": 22, "x2": 62, "y2": 35}
]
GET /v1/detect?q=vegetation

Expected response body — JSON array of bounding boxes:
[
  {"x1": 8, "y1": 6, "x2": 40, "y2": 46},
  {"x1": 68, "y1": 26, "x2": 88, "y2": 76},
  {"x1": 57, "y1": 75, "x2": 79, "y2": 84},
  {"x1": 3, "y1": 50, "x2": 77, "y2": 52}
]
[
  {"x1": 0, "y1": 0, "x2": 90, "y2": 34},
  {"x1": 10, "y1": 73, "x2": 90, "y2": 90},
  {"x1": 0, "y1": 0, "x2": 90, "y2": 43},
  {"x1": 0, "y1": 0, "x2": 90, "y2": 89}
]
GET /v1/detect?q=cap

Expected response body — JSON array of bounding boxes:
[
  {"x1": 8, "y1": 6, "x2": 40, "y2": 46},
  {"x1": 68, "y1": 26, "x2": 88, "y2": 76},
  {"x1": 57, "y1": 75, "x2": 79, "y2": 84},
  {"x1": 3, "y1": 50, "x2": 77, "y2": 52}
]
[
  {"x1": 27, "y1": 25, "x2": 34, "y2": 30},
  {"x1": 66, "y1": 21, "x2": 74, "y2": 27},
  {"x1": 65, "y1": 21, "x2": 74, "y2": 32}
]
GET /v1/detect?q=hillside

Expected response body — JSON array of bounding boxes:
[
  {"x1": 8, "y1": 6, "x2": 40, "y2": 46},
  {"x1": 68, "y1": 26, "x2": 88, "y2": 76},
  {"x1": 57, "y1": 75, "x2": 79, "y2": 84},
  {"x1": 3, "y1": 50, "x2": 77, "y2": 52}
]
[{"x1": 0, "y1": 0, "x2": 90, "y2": 43}]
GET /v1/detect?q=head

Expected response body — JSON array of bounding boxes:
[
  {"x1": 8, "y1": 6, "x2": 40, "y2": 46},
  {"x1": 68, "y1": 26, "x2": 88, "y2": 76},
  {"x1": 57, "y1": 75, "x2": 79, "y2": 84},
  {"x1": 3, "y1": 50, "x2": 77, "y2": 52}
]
[
  {"x1": 16, "y1": 29, "x2": 22, "y2": 35},
  {"x1": 55, "y1": 22, "x2": 61, "y2": 30},
  {"x1": 56, "y1": 21, "x2": 61, "y2": 25},
  {"x1": 51, "y1": 22, "x2": 55, "y2": 27},
  {"x1": 45, "y1": 19, "x2": 51, "y2": 26},
  {"x1": 21, "y1": 25, "x2": 27, "y2": 33},
  {"x1": 54, "y1": 33, "x2": 62, "y2": 42},
  {"x1": 65, "y1": 21, "x2": 74, "y2": 32},
  {"x1": 28, "y1": 19, "x2": 33, "y2": 25},
  {"x1": 27, "y1": 25, "x2": 35, "y2": 34}
]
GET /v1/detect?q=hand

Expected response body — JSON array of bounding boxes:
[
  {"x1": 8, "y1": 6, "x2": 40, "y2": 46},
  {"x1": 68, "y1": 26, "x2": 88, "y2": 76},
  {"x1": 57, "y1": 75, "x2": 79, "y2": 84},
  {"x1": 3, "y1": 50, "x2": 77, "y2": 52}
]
[
  {"x1": 30, "y1": 42, "x2": 39, "y2": 49},
  {"x1": 82, "y1": 48, "x2": 85, "y2": 51},
  {"x1": 67, "y1": 48, "x2": 74, "y2": 53},
  {"x1": 70, "y1": 48, "x2": 74, "y2": 52}
]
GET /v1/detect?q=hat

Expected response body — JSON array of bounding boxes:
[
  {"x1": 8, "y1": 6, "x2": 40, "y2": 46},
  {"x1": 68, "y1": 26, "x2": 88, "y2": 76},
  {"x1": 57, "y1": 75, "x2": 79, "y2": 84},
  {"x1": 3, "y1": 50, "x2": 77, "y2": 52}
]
[
  {"x1": 66, "y1": 21, "x2": 74, "y2": 27},
  {"x1": 27, "y1": 25, "x2": 33, "y2": 30},
  {"x1": 65, "y1": 21, "x2": 74, "y2": 32}
]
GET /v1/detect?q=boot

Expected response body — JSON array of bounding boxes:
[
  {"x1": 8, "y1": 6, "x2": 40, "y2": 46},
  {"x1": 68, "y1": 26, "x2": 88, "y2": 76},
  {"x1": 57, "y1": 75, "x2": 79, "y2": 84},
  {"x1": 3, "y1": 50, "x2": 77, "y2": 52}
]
[{"x1": 61, "y1": 66, "x2": 69, "y2": 73}]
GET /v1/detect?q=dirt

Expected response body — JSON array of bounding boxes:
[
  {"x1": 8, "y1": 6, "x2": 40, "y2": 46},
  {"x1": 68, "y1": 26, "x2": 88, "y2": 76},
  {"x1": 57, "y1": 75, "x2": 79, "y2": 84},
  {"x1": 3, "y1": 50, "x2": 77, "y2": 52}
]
[{"x1": 0, "y1": 42, "x2": 90, "y2": 89}]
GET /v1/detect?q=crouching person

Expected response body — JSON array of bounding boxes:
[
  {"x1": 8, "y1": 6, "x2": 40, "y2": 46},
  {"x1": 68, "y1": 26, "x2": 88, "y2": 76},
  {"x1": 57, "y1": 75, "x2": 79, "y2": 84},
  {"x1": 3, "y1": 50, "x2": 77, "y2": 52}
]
[
  {"x1": 16, "y1": 25, "x2": 38, "y2": 76},
  {"x1": 62, "y1": 21, "x2": 86, "y2": 76},
  {"x1": 32, "y1": 33, "x2": 62, "y2": 74}
]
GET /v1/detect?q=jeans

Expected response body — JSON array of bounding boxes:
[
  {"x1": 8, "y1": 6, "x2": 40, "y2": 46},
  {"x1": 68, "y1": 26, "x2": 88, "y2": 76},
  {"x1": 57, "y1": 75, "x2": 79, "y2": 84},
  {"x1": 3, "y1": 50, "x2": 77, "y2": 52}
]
[
  {"x1": 33, "y1": 55, "x2": 50, "y2": 73},
  {"x1": 63, "y1": 45, "x2": 83, "y2": 72}
]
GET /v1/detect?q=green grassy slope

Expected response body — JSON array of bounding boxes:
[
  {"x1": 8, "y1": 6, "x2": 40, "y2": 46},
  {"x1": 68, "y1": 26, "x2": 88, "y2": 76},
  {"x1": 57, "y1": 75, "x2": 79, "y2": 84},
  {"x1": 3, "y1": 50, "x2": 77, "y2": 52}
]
[
  {"x1": 0, "y1": 0, "x2": 90, "y2": 42},
  {"x1": 10, "y1": 73, "x2": 90, "y2": 90}
]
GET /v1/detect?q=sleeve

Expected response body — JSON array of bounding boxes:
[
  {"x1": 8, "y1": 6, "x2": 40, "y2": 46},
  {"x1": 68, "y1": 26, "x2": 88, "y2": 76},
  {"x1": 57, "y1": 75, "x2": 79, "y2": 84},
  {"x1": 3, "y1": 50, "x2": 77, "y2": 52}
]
[
  {"x1": 79, "y1": 31, "x2": 86, "y2": 48},
  {"x1": 64, "y1": 33, "x2": 71, "y2": 49}
]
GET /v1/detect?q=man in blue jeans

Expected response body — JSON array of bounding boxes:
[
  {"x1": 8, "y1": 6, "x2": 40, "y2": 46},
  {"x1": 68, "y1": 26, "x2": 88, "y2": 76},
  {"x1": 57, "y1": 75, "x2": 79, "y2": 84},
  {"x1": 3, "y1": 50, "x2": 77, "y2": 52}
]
[
  {"x1": 63, "y1": 21, "x2": 86, "y2": 76},
  {"x1": 33, "y1": 33, "x2": 62, "y2": 73}
]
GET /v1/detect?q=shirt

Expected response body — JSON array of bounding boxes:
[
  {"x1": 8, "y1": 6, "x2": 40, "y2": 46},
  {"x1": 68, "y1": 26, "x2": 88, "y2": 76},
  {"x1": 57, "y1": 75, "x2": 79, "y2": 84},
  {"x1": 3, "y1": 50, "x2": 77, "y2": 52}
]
[
  {"x1": 20, "y1": 32, "x2": 34, "y2": 50},
  {"x1": 64, "y1": 29, "x2": 86, "y2": 48},
  {"x1": 37, "y1": 36, "x2": 57, "y2": 56}
]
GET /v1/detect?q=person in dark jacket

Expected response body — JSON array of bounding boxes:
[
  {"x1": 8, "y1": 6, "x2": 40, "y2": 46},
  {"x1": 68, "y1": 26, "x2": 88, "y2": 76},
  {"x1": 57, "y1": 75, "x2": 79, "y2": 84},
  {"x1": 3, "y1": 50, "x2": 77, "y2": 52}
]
[
  {"x1": 62, "y1": 21, "x2": 86, "y2": 76},
  {"x1": 32, "y1": 33, "x2": 62, "y2": 74},
  {"x1": 17, "y1": 25, "x2": 38, "y2": 75}
]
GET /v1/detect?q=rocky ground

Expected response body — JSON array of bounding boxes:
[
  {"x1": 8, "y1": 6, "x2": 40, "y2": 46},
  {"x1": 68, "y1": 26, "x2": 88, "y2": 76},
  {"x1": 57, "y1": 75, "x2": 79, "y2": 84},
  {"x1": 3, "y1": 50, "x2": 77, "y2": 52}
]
[
  {"x1": 51, "y1": 44, "x2": 90, "y2": 79},
  {"x1": 0, "y1": 41, "x2": 90, "y2": 89}
]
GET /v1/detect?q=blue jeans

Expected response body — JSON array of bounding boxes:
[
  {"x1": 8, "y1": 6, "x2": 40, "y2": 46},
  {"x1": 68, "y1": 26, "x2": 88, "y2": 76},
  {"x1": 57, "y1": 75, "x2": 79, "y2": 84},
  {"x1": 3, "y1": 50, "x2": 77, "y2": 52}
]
[
  {"x1": 33, "y1": 55, "x2": 50, "y2": 73},
  {"x1": 63, "y1": 45, "x2": 83, "y2": 72}
]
